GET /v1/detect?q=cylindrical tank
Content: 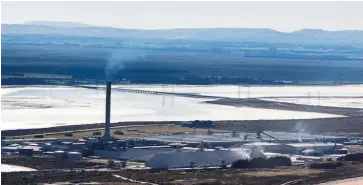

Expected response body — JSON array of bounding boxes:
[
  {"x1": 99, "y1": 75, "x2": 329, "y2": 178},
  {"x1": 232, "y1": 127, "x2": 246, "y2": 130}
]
[
  {"x1": 54, "y1": 150, "x2": 65, "y2": 159},
  {"x1": 67, "y1": 151, "x2": 83, "y2": 160}
]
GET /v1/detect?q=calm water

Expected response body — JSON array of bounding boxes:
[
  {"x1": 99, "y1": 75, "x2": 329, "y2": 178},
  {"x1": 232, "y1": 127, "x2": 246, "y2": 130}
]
[
  {"x1": 1, "y1": 85, "x2": 346, "y2": 130},
  {"x1": 124, "y1": 84, "x2": 363, "y2": 108},
  {"x1": 117, "y1": 84, "x2": 363, "y2": 98}
]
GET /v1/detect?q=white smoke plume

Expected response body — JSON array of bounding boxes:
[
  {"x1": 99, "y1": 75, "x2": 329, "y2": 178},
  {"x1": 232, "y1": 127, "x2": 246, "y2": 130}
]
[
  {"x1": 295, "y1": 121, "x2": 306, "y2": 142},
  {"x1": 105, "y1": 49, "x2": 148, "y2": 81}
]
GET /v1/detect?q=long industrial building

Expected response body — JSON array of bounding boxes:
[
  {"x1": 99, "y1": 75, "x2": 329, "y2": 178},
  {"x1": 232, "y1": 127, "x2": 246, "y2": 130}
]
[{"x1": 244, "y1": 142, "x2": 344, "y2": 154}]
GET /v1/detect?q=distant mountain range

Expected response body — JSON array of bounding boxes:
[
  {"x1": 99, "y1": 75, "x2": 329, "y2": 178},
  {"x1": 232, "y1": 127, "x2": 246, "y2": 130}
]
[
  {"x1": 24, "y1": 21, "x2": 93, "y2": 28},
  {"x1": 2, "y1": 21, "x2": 363, "y2": 46}
]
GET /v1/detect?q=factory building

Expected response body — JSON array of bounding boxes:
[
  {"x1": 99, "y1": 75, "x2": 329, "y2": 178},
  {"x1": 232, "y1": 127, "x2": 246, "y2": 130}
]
[
  {"x1": 93, "y1": 147, "x2": 176, "y2": 161},
  {"x1": 145, "y1": 150, "x2": 251, "y2": 169},
  {"x1": 67, "y1": 151, "x2": 83, "y2": 160},
  {"x1": 287, "y1": 143, "x2": 343, "y2": 155},
  {"x1": 243, "y1": 142, "x2": 286, "y2": 153},
  {"x1": 2, "y1": 144, "x2": 42, "y2": 155}
]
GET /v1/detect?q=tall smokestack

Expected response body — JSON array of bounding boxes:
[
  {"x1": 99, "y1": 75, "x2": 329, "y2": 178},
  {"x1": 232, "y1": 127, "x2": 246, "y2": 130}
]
[{"x1": 104, "y1": 81, "x2": 112, "y2": 140}]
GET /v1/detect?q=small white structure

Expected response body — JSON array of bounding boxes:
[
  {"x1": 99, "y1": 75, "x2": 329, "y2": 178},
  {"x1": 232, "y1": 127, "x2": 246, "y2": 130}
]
[
  {"x1": 44, "y1": 151, "x2": 54, "y2": 156},
  {"x1": 67, "y1": 152, "x2": 82, "y2": 160}
]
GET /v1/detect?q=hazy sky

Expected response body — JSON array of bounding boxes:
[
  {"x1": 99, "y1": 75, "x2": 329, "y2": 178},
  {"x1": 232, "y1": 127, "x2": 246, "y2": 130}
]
[{"x1": 2, "y1": 1, "x2": 363, "y2": 32}]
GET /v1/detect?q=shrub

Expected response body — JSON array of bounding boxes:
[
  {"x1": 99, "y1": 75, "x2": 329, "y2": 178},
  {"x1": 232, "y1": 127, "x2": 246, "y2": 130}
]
[
  {"x1": 231, "y1": 159, "x2": 250, "y2": 169},
  {"x1": 93, "y1": 131, "x2": 102, "y2": 136},
  {"x1": 114, "y1": 130, "x2": 124, "y2": 135},
  {"x1": 183, "y1": 120, "x2": 216, "y2": 128},
  {"x1": 64, "y1": 132, "x2": 73, "y2": 137},
  {"x1": 232, "y1": 156, "x2": 292, "y2": 169},
  {"x1": 268, "y1": 156, "x2": 292, "y2": 167},
  {"x1": 310, "y1": 162, "x2": 343, "y2": 169},
  {"x1": 337, "y1": 153, "x2": 363, "y2": 162},
  {"x1": 34, "y1": 134, "x2": 44, "y2": 138},
  {"x1": 250, "y1": 158, "x2": 270, "y2": 168}
]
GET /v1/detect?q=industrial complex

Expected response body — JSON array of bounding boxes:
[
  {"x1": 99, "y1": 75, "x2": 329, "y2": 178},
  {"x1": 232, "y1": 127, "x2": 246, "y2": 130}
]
[{"x1": 2, "y1": 82, "x2": 363, "y2": 173}]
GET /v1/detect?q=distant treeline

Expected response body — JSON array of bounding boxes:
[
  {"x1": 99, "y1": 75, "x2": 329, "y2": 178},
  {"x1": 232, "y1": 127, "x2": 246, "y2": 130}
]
[
  {"x1": 122, "y1": 75, "x2": 285, "y2": 85},
  {"x1": 182, "y1": 120, "x2": 216, "y2": 128},
  {"x1": 245, "y1": 52, "x2": 362, "y2": 61},
  {"x1": 2, "y1": 78, "x2": 49, "y2": 85}
]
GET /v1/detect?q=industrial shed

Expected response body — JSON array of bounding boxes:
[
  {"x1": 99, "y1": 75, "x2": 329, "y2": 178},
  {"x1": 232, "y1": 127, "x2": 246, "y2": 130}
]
[
  {"x1": 287, "y1": 143, "x2": 343, "y2": 154},
  {"x1": 243, "y1": 142, "x2": 343, "y2": 155},
  {"x1": 1, "y1": 145, "x2": 42, "y2": 155},
  {"x1": 244, "y1": 142, "x2": 296, "y2": 154},
  {"x1": 94, "y1": 148, "x2": 175, "y2": 161},
  {"x1": 145, "y1": 150, "x2": 250, "y2": 169}
]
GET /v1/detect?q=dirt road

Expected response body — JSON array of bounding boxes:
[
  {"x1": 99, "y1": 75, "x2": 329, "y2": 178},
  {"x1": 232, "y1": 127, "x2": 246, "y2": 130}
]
[{"x1": 319, "y1": 177, "x2": 363, "y2": 185}]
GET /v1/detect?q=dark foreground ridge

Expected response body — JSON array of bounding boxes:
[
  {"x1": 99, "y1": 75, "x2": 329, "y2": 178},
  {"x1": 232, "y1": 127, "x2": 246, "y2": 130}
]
[{"x1": 2, "y1": 160, "x2": 363, "y2": 185}]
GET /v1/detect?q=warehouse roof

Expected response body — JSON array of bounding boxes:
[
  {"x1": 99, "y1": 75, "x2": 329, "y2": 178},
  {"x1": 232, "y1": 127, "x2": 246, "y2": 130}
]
[
  {"x1": 288, "y1": 143, "x2": 342, "y2": 148},
  {"x1": 146, "y1": 150, "x2": 251, "y2": 169},
  {"x1": 94, "y1": 148, "x2": 176, "y2": 161},
  {"x1": 244, "y1": 142, "x2": 280, "y2": 146}
]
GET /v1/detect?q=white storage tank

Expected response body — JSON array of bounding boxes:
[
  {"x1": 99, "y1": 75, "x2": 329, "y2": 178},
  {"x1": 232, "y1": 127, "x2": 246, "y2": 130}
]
[
  {"x1": 68, "y1": 151, "x2": 82, "y2": 160},
  {"x1": 44, "y1": 151, "x2": 54, "y2": 156}
]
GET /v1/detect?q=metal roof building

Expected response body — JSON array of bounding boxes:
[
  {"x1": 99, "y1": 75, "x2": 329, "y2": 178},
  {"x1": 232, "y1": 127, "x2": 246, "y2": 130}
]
[
  {"x1": 144, "y1": 132, "x2": 348, "y2": 144},
  {"x1": 94, "y1": 148, "x2": 176, "y2": 161},
  {"x1": 287, "y1": 143, "x2": 343, "y2": 154},
  {"x1": 242, "y1": 142, "x2": 343, "y2": 155}
]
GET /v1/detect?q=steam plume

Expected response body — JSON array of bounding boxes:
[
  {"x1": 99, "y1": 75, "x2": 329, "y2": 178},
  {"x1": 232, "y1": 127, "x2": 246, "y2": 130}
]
[
  {"x1": 295, "y1": 121, "x2": 305, "y2": 142},
  {"x1": 105, "y1": 49, "x2": 148, "y2": 81}
]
